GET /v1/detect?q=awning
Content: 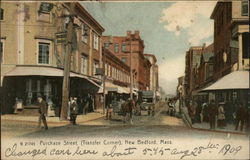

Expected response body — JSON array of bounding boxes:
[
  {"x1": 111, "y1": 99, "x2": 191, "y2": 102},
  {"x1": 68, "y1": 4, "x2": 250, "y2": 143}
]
[
  {"x1": 4, "y1": 65, "x2": 100, "y2": 88},
  {"x1": 201, "y1": 71, "x2": 249, "y2": 91},
  {"x1": 97, "y1": 82, "x2": 130, "y2": 94}
]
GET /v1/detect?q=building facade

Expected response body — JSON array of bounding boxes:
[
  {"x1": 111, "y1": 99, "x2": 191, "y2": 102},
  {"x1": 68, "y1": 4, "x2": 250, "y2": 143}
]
[
  {"x1": 0, "y1": 2, "x2": 104, "y2": 114},
  {"x1": 102, "y1": 31, "x2": 151, "y2": 90},
  {"x1": 208, "y1": 1, "x2": 249, "y2": 108},
  {"x1": 211, "y1": 1, "x2": 249, "y2": 80},
  {"x1": 144, "y1": 54, "x2": 159, "y2": 92},
  {"x1": 184, "y1": 46, "x2": 203, "y2": 99}
]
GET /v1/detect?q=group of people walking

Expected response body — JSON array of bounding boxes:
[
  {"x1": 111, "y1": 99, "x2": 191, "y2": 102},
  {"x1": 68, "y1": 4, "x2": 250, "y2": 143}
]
[
  {"x1": 36, "y1": 94, "x2": 95, "y2": 130},
  {"x1": 187, "y1": 99, "x2": 249, "y2": 131}
]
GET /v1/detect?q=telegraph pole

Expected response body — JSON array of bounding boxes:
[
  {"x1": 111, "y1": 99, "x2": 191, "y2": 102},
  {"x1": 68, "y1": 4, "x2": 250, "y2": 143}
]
[
  {"x1": 130, "y1": 39, "x2": 133, "y2": 99},
  {"x1": 60, "y1": 3, "x2": 75, "y2": 120}
]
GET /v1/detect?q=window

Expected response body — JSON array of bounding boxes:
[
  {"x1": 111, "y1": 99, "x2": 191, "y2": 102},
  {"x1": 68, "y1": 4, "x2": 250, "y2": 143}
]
[
  {"x1": 114, "y1": 43, "x2": 119, "y2": 53},
  {"x1": 104, "y1": 43, "x2": 109, "y2": 49},
  {"x1": 0, "y1": 8, "x2": 4, "y2": 20},
  {"x1": 242, "y1": 32, "x2": 249, "y2": 58},
  {"x1": 38, "y1": 42, "x2": 50, "y2": 64},
  {"x1": 82, "y1": 24, "x2": 88, "y2": 43},
  {"x1": 242, "y1": 0, "x2": 249, "y2": 16},
  {"x1": 93, "y1": 61, "x2": 99, "y2": 76},
  {"x1": 0, "y1": 41, "x2": 3, "y2": 62},
  {"x1": 81, "y1": 55, "x2": 88, "y2": 75},
  {"x1": 38, "y1": 2, "x2": 53, "y2": 13},
  {"x1": 93, "y1": 33, "x2": 99, "y2": 50},
  {"x1": 122, "y1": 43, "x2": 126, "y2": 52},
  {"x1": 121, "y1": 57, "x2": 127, "y2": 63}
]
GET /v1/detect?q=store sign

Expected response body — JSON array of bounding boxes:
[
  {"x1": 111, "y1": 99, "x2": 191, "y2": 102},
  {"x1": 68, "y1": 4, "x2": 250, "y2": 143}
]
[
  {"x1": 96, "y1": 68, "x2": 104, "y2": 75},
  {"x1": 55, "y1": 31, "x2": 67, "y2": 44}
]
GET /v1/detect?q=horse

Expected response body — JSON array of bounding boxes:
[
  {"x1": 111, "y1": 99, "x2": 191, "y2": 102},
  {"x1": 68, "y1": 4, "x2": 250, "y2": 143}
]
[{"x1": 121, "y1": 99, "x2": 135, "y2": 124}]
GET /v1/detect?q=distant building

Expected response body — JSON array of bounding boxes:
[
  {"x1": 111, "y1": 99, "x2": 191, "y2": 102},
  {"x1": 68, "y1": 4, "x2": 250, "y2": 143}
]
[
  {"x1": 194, "y1": 43, "x2": 214, "y2": 90},
  {"x1": 144, "y1": 54, "x2": 159, "y2": 92},
  {"x1": 102, "y1": 31, "x2": 152, "y2": 90},
  {"x1": 184, "y1": 46, "x2": 203, "y2": 99}
]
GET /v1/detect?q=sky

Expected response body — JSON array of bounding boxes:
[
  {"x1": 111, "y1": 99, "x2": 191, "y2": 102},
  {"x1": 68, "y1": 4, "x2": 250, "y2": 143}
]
[{"x1": 81, "y1": 1, "x2": 217, "y2": 95}]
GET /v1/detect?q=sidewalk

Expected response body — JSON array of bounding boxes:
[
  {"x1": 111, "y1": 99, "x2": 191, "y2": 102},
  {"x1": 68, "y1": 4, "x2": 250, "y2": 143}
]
[
  {"x1": 1, "y1": 110, "x2": 105, "y2": 126},
  {"x1": 192, "y1": 121, "x2": 248, "y2": 134}
]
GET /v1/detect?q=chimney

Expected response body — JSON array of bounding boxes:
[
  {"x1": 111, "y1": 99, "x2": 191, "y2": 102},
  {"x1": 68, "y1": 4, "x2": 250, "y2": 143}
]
[
  {"x1": 134, "y1": 30, "x2": 140, "y2": 39},
  {"x1": 127, "y1": 30, "x2": 132, "y2": 36}
]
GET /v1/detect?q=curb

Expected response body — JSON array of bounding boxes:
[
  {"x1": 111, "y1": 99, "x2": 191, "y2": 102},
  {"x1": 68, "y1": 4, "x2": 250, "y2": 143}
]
[
  {"x1": 2, "y1": 115, "x2": 105, "y2": 125},
  {"x1": 190, "y1": 126, "x2": 249, "y2": 135}
]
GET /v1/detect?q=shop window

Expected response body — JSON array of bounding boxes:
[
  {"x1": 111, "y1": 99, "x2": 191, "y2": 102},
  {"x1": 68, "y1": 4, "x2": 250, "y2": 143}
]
[
  {"x1": 242, "y1": 32, "x2": 249, "y2": 59},
  {"x1": 38, "y1": 42, "x2": 50, "y2": 64},
  {"x1": 242, "y1": 0, "x2": 249, "y2": 16},
  {"x1": 114, "y1": 43, "x2": 119, "y2": 53},
  {"x1": 0, "y1": 8, "x2": 4, "y2": 20}
]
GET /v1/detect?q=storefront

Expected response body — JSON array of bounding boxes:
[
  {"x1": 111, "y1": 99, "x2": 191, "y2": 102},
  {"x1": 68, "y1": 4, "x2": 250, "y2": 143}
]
[{"x1": 2, "y1": 65, "x2": 101, "y2": 115}]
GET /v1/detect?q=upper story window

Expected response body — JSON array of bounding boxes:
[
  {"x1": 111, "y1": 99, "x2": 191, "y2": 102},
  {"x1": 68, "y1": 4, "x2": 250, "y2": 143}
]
[
  {"x1": 81, "y1": 55, "x2": 88, "y2": 75},
  {"x1": 121, "y1": 57, "x2": 127, "y2": 63},
  {"x1": 0, "y1": 8, "x2": 4, "y2": 20},
  {"x1": 93, "y1": 61, "x2": 99, "y2": 76},
  {"x1": 38, "y1": 42, "x2": 50, "y2": 64},
  {"x1": 93, "y1": 33, "x2": 99, "y2": 50},
  {"x1": 104, "y1": 43, "x2": 109, "y2": 49},
  {"x1": 122, "y1": 43, "x2": 126, "y2": 52},
  {"x1": 0, "y1": 41, "x2": 3, "y2": 63},
  {"x1": 114, "y1": 43, "x2": 119, "y2": 53},
  {"x1": 38, "y1": 2, "x2": 53, "y2": 13},
  {"x1": 82, "y1": 24, "x2": 89, "y2": 43},
  {"x1": 242, "y1": 0, "x2": 249, "y2": 16}
]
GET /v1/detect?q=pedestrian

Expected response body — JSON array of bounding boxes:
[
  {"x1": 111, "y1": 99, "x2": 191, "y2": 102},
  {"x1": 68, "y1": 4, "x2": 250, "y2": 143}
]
[
  {"x1": 208, "y1": 100, "x2": 218, "y2": 129},
  {"x1": 105, "y1": 93, "x2": 113, "y2": 120},
  {"x1": 68, "y1": 97, "x2": 74, "y2": 120},
  {"x1": 201, "y1": 102, "x2": 209, "y2": 122},
  {"x1": 70, "y1": 97, "x2": 79, "y2": 125},
  {"x1": 235, "y1": 103, "x2": 247, "y2": 131},
  {"x1": 217, "y1": 102, "x2": 226, "y2": 128},
  {"x1": 37, "y1": 95, "x2": 48, "y2": 130}
]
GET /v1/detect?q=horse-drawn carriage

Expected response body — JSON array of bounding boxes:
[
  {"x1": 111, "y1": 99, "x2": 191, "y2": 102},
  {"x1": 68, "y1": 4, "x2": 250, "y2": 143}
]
[{"x1": 137, "y1": 90, "x2": 156, "y2": 116}]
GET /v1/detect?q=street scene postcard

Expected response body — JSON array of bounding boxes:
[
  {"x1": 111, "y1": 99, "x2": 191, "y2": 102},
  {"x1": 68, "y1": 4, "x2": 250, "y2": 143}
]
[{"x1": 0, "y1": 0, "x2": 249, "y2": 159}]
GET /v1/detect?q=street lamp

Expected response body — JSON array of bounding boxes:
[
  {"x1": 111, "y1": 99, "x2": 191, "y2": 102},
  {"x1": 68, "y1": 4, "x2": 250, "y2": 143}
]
[{"x1": 130, "y1": 39, "x2": 133, "y2": 99}]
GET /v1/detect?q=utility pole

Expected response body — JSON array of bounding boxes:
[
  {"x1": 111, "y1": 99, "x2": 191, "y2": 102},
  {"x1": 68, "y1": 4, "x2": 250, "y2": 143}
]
[
  {"x1": 102, "y1": 47, "x2": 106, "y2": 115},
  {"x1": 60, "y1": 3, "x2": 75, "y2": 120},
  {"x1": 130, "y1": 39, "x2": 133, "y2": 99}
]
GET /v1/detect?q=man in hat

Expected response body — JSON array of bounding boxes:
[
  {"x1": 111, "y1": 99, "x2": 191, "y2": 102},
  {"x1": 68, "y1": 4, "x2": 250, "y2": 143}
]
[
  {"x1": 70, "y1": 97, "x2": 79, "y2": 125},
  {"x1": 37, "y1": 95, "x2": 48, "y2": 130}
]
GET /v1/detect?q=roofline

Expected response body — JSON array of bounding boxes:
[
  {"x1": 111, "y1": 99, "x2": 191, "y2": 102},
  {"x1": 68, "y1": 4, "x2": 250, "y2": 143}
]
[
  {"x1": 144, "y1": 54, "x2": 157, "y2": 62},
  {"x1": 77, "y1": 3, "x2": 105, "y2": 32}
]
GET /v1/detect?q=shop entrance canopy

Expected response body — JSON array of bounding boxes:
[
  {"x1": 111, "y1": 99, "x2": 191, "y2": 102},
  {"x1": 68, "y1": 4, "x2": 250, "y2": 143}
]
[{"x1": 201, "y1": 71, "x2": 249, "y2": 91}]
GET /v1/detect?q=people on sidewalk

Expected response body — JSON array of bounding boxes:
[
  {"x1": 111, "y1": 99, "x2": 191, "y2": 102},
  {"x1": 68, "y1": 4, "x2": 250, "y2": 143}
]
[
  {"x1": 70, "y1": 97, "x2": 79, "y2": 125},
  {"x1": 37, "y1": 95, "x2": 48, "y2": 130},
  {"x1": 208, "y1": 100, "x2": 218, "y2": 129},
  {"x1": 217, "y1": 103, "x2": 226, "y2": 128},
  {"x1": 235, "y1": 103, "x2": 247, "y2": 131}
]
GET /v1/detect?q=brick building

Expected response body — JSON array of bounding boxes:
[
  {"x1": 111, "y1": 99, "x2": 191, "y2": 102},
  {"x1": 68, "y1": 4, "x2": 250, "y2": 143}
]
[
  {"x1": 211, "y1": 1, "x2": 249, "y2": 80},
  {"x1": 205, "y1": 1, "x2": 249, "y2": 105},
  {"x1": 184, "y1": 46, "x2": 203, "y2": 99},
  {"x1": 0, "y1": 2, "x2": 104, "y2": 114},
  {"x1": 102, "y1": 31, "x2": 151, "y2": 90}
]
